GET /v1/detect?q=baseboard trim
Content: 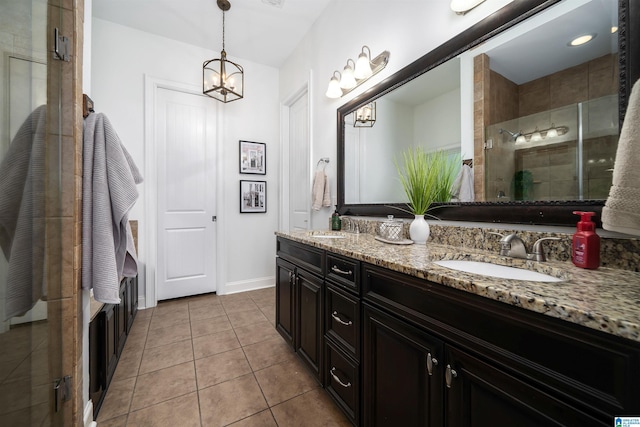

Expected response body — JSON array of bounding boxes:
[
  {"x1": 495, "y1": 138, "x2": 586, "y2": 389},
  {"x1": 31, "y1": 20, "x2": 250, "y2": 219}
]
[
  {"x1": 84, "y1": 400, "x2": 96, "y2": 427},
  {"x1": 224, "y1": 276, "x2": 275, "y2": 295}
]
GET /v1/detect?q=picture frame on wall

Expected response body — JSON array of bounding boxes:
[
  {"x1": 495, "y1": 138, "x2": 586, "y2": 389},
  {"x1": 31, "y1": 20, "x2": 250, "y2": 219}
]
[
  {"x1": 239, "y1": 140, "x2": 266, "y2": 175},
  {"x1": 240, "y1": 180, "x2": 267, "y2": 213}
]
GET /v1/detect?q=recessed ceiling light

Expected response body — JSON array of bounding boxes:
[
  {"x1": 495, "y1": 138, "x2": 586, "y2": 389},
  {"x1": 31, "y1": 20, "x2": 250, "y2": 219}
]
[
  {"x1": 568, "y1": 34, "x2": 596, "y2": 47},
  {"x1": 611, "y1": 26, "x2": 618, "y2": 33}
]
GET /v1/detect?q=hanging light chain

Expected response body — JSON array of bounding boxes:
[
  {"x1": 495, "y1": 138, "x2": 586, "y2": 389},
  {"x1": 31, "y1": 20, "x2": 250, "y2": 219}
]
[{"x1": 222, "y1": 9, "x2": 226, "y2": 52}]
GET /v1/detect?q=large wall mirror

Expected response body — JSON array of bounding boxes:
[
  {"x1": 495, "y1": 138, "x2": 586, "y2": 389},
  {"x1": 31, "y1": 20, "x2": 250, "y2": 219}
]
[{"x1": 337, "y1": 0, "x2": 639, "y2": 225}]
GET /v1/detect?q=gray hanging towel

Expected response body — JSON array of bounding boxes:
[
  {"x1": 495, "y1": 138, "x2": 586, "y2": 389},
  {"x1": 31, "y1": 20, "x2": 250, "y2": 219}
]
[
  {"x1": 82, "y1": 112, "x2": 143, "y2": 303},
  {"x1": 0, "y1": 105, "x2": 47, "y2": 320}
]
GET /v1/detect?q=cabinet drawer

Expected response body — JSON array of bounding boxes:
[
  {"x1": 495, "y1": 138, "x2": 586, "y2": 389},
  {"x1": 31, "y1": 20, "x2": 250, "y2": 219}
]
[
  {"x1": 277, "y1": 237, "x2": 324, "y2": 276},
  {"x1": 326, "y1": 253, "x2": 359, "y2": 293},
  {"x1": 325, "y1": 338, "x2": 360, "y2": 426},
  {"x1": 326, "y1": 284, "x2": 360, "y2": 360}
]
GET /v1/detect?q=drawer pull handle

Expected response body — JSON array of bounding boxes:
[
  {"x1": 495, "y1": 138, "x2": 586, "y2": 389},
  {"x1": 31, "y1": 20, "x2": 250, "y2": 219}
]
[
  {"x1": 330, "y1": 367, "x2": 352, "y2": 388},
  {"x1": 426, "y1": 352, "x2": 438, "y2": 376},
  {"x1": 331, "y1": 265, "x2": 353, "y2": 276},
  {"x1": 331, "y1": 311, "x2": 353, "y2": 326},
  {"x1": 445, "y1": 364, "x2": 457, "y2": 388}
]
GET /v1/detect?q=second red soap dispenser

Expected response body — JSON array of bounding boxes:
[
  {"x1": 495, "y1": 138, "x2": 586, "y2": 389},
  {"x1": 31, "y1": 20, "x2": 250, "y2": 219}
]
[{"x1": 572, "y1": 211, "x2": 600, "y2": 269}]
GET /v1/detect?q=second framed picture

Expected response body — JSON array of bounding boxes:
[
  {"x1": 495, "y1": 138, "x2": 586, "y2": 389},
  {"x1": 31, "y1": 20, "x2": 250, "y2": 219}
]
[
  {"x1": 240, "y1": 180, "x2": 267, "y2": 213},
  {"x1": 239, "y1": 140, "x2": 266, "y2": 175}
]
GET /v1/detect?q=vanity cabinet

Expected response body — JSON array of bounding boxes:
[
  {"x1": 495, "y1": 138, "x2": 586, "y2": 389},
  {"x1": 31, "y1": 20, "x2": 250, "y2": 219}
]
[
  {"x1": 275, "y1": 236, "x2": 640, "y2": 426},
  {"x1": 276, "y1": 238, "x2": 325, "y2": 380},
  {"x1": 89, "y1": 275, "x2": 139, "y2": 417},
  {"x1": 362, "y1": 263, "x2": 640, "y2": 426}
]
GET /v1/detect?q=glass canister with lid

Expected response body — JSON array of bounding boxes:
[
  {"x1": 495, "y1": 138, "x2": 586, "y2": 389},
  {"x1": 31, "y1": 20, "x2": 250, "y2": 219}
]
[{"x1": 379, "y1": 215, "x2": 403, "y2": 241}]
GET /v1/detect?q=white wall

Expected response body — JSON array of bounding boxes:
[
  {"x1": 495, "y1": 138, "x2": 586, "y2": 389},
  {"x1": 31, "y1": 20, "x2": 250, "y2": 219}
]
[
  {"x1": 279, "y1": 0, "x2": 513, "y2": 229},
  {"x1": 414, "y1": 88, "x2": 461, "y2": 151},
  {"x1": 91, "y1": 18, "x2": 280, "y2": 299}
]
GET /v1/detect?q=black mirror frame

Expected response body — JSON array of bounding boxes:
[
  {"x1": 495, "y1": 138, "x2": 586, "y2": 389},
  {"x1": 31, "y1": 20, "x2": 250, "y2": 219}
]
[{"x1": 337, "y1": 0, "x2": 639, "y2": 226}]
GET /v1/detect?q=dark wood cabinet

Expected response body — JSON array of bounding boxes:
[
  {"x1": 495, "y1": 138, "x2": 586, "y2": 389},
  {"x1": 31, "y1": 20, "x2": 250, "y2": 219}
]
[
  {"x1": 363, "y1": 303, "x2": 443, "y2": 427},
  {"x1": 276, "y1": 257, "x2": 295, "y2": 347},
  {"x1": 276, "y1": 239, "x2": 324, "y2": 381},
  {"x1": 444, "y1": 345, "x2": 602, "y2": 427},
  {"x1": 89, "y1": 276, "x2": 139, "y2": 418},
  {"x1": 296, "y1": 268, "x2": 323, "y2": 377},
  {"x1": 362, "y1": 262, "x2": 640, "y2": 426}
]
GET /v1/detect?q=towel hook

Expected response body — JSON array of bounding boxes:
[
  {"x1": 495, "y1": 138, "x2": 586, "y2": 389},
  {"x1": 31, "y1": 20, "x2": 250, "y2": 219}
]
[{"x1": 316, "y1": 158, "x2": 330, "y2": 170}]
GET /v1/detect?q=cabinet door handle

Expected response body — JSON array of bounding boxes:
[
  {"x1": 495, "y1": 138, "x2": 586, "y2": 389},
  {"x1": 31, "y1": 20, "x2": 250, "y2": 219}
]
[
  {"x1": 331, "y1": 265, "x2": 353, "y2": 276},
  {"x1": 330, "y1": 367, "x2": 352, "y2": 388},
  {"x1": 331, "y1": 311, "x2": 353, "y2": 326},
  {"x1": 426, "y1": 352, "x2": 438, "y2": 376},
  {"x1": 445, "y1": 364, "x2": 457, "y2": 388}
]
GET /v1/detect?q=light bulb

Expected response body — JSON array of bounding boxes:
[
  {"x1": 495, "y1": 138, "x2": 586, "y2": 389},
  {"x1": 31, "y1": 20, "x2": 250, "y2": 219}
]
[
  {"x1": 354, "y1": 52, "x2": 373, "y2": 79},
  {"x1": 531, "y1": 130, "x2": 542, "y2": 141},
  {"x1": 340, "y1": 62, "x2": 357, "y2": 90},
  {"x1": 326, "y1": 74, "x2": 342, "y2": 98}
]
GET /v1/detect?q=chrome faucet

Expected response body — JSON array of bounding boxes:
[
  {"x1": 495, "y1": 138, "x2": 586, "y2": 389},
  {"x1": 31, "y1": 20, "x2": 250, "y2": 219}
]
[{"x1": 488, "y1": 232, "x2": 560, "y2": 262}]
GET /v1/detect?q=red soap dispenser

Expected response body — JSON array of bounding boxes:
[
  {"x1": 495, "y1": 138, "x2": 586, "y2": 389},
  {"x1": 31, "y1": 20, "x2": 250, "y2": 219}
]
[{"x1": 572, "y1": 211, "x2": 600, "y2": 269}]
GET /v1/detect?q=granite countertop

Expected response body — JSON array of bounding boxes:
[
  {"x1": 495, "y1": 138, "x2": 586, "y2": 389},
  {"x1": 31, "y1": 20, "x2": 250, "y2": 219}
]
[{"x1": 276, "y1": 230, "x2": 640, "y2": 343}]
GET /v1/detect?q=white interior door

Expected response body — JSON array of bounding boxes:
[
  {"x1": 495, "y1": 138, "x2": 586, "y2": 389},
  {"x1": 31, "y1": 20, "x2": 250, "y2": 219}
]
[
  {"x1": 156, "y1": 87, "x2": 217, "y2": 300},
  {"x1": 289, "y1": 91, "x2": 311, "y2": 230}
]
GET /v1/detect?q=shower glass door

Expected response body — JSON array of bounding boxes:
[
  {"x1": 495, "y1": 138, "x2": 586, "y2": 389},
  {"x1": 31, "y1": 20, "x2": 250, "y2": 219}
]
[
  {"x1": 485, "y1": 95, "x2": 619, "y2": 202},
  {"x1": 0, "y1": 0, "x2": 65, "y2": 424}
]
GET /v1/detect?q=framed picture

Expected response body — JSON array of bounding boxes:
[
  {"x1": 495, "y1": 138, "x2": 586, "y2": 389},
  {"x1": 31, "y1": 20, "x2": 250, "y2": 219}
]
[
  {"x1": 239, "y1": 140, "x2": 266, "y2": 175},
  {"x1": 240, "y1": 180, "x2": 267, "y2": 213}
]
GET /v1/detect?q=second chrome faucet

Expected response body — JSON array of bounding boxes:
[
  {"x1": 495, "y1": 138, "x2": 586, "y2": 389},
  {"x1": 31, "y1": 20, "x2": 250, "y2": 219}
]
[{"x1": 488, "y1": 232, "x2": 560, "y2": 262}]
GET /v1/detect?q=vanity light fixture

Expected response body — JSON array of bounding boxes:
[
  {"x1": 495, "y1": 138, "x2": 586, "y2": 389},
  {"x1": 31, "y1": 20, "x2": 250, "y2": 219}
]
[
  {"x1": 325, "y1": 46, "x2": 390, "y2": 99},
  {"x1": 354, "y1": 102, "x2": 376, "y2": 127},
  {"x1": 514, "y1": 124, "x2": 569, "y2": 144},
  {"x1": 203, "y1": 0, "x2": 244, "y2": 103},
  {"x1": 450, "y1": 0, "x2": 486, "y2": 15},
  {"x1": 569, "y1": 33, "x2": 596, "y2": 47}
]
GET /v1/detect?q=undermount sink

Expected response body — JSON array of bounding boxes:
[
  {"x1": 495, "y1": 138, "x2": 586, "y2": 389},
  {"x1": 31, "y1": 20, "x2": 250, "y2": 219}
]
[
  {"x1": 308, "y1": 231, "x2": 346, "y2": 239},
  {"x1": 433, "y1": 260, "x2": 564, "y2": 282}
]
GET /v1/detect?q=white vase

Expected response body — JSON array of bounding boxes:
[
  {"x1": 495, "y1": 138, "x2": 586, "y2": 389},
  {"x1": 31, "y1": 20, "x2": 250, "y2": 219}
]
[{"x1": 409, "y1": 214, "x2": 430, "y2": 244}]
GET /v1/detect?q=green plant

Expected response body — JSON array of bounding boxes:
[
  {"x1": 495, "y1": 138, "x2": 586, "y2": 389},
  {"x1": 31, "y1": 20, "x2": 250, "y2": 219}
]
[
  {"x1": 511, "y1": 170, "x2": 534, "y2": 200},
  {"x1": 395, "y1": 147, "x2": 461, "y2": 216}
]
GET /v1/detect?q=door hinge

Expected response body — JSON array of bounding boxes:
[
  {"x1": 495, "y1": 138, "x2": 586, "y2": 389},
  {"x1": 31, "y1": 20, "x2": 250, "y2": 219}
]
[
  {"x1": 53, "y1": 28, "x2": 70, "y2": 62},
  {"x1": 484, "y1": 138, "x2": 493, "y2": 150},
  {"x1": 54, "y1": 375, "x2": 71, "y2": 412},
  {"x1": 212, "y1": 216, "x2": 217, "y2": 222}
]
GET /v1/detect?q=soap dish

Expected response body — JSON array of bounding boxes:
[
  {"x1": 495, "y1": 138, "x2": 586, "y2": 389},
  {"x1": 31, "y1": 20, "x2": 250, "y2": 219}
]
[{"x1": 375, "y1": 236, "x2": 414, "y2": 245}]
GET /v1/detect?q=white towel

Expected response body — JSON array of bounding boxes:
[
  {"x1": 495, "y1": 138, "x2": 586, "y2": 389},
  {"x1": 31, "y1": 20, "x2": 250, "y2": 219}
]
[
  {"x1": 0, "y1": 105, "x2": 47, "y2": 320},
  {"x1": 322, "y1": 174, "x2": 332, "y2": 208},
  {"x1": 312, "y1": 170, "x2": 330, "y2": 210},
  {"x1": 602, "y1": 79, "x2": 640, "y2": 236},
  {"x1": 451, "y1": 164, "x2": 474, "y2": 202},
  {"x1": 82, "y1": 113, "x2": 143, "y2": 304}
]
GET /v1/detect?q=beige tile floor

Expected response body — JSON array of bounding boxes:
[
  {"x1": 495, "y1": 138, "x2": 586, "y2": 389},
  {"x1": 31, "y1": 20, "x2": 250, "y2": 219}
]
[{"x1": 97, "y1": 288, "x2": 351, "y2": 426}]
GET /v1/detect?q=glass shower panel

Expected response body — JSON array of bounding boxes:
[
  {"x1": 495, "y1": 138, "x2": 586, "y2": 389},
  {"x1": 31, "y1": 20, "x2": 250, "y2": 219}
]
[
  {"x1": 485, "y1": 95, "x2": 618, "y2": 202},
  {"x1": 0, "y1": 0, "x2": 65, "y2": 424}
]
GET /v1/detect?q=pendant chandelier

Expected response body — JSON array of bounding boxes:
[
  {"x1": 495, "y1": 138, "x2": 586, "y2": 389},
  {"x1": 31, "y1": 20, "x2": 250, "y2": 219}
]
[{"x1": 203, "y1": 0, "x2": 244, "y2": 103}]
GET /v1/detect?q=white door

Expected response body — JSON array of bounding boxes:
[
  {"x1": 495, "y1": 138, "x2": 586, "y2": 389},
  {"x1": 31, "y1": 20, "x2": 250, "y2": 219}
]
[
  {"x1": 156, "y1": 87, "x2": 217, "y2": 300},
  {"x1": 289, "y1": 91, "x2": 311, "y2": 230}
]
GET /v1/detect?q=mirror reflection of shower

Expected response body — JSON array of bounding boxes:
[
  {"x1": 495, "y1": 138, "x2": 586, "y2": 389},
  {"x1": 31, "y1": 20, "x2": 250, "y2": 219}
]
[{"x1": 486, "y1": 95, "x2": 618, "y2": 202}]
